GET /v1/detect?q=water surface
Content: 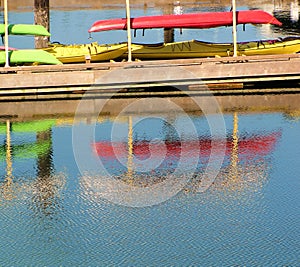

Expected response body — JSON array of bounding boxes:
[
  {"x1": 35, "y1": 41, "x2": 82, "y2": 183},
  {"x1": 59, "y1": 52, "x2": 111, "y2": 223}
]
[
  {"x1": 0, "y1": 2, "x2": 300, "y2": 266},
  {"x1": 0, "y1": 100, "x2": 299, "y2": 265}
]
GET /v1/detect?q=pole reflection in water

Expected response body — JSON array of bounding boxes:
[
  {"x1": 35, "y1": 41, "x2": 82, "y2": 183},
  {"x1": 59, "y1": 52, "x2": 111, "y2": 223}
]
[
  {"x1": 127, "y1": 116, "x2": 133, "y2": 180},
  {"x1": 2, "y1": 120, "x2": 14, "y2": 201},
  {"x1": 229, "y1": 112, "x2": 239, "y2": 182},
  {"x1": 5, "y1": 120, "x2": 12, "y2": 182},
  {"x1": 290, "y1": 0, "x2": 299, "y2": 22}
]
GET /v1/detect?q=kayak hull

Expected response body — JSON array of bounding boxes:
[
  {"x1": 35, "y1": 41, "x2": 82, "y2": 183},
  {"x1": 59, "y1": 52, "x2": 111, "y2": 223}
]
[
  {"x1": 0, "y1": 24, "x2": 50, "y2": 36},
  {"x1": 89, "y1": 10, "x2": 282, "y2": 32},
  {"x1": 0, "y1": 50, "x2": 62, "y2": 65},
  {"x1": 44, "y1": 42, "x2": 129, "y2": 63},
  {"x1": 127, "y1": 38, "x2": 300, "y2": 59}
]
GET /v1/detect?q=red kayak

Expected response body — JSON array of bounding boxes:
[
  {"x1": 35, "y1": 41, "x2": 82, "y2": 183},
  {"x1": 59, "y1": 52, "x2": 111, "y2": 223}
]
[{"x1": 89, "y1": 10, "x2": 282, "y2": 32}]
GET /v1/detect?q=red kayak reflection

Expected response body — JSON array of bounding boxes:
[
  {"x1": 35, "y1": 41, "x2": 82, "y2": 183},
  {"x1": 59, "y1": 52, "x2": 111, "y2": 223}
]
[{"x1": 92, "y1": 131, "x2": 281, "y2": 161}]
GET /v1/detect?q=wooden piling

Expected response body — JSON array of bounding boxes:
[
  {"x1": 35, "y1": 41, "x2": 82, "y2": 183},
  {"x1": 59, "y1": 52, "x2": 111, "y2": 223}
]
[
  {"x1": 163, "y1": 4, "x2": 175, "y2": 43},
  {"x1": 34, "y1": 0, "x2": 50, "y2": 48}
]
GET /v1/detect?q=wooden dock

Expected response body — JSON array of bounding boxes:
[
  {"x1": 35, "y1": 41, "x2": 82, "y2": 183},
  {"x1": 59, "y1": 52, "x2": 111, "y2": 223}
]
[{"x1": 1, "y1": 53, "x2": 300, "y2": 100}]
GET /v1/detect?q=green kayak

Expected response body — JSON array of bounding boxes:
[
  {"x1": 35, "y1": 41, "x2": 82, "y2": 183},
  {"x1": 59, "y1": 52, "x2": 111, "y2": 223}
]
[
  {"x1": 0, "y1": 24, "x2": 50, "y2": 36},
  {"x1": 0, "y1": 50, "x2": 62, "y2": 65}
]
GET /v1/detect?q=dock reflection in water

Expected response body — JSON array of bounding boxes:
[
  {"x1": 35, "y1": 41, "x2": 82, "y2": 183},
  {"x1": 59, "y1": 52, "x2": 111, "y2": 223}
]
[{"x1": 0, "y1": 100, "x2": 299, "y2": 265}]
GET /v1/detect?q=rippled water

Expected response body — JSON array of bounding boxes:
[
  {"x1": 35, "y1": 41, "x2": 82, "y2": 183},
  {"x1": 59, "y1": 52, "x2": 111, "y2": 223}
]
[
  {"x1": 0, "y1": 107, "x2": 299, "y2": 266},
  {"x1": 1, "y1": 2, "x2": 300, "y2": 266}
]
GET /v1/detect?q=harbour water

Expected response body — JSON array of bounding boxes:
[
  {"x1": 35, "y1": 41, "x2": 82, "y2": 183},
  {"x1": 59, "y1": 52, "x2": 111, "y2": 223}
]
[{"x1": 1, "y1": 1, "x2": 300, "y2": 266}]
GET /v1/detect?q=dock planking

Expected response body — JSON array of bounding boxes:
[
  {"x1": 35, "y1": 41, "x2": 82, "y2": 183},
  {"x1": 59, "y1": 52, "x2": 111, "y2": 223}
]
[{"x1": 0, "y1": 53, "x2": 300, "y2": 99}]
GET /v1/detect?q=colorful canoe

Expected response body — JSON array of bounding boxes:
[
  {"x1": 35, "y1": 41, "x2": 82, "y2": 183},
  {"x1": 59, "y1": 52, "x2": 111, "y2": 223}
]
[
  {"x1": 0, "y1": 24, "x2": 50, "y2": 36},
  {"x1": 43, "y1": 42, "x2": 130, "y2": 63},
  {"x1": 126, "y1": 37, "x2": 300, "y2": 59},
  {"x1": 0, "y1": 50, "x2": 62, "y2": 65},
  {"x1": 89, "y1": 10, "x2": 282, "y2": 32}
]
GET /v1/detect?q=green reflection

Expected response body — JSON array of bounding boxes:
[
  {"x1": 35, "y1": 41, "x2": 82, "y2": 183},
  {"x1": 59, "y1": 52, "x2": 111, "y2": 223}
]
[{"x1": 0, "y1": 119, "x2": 56, "y2": 134}]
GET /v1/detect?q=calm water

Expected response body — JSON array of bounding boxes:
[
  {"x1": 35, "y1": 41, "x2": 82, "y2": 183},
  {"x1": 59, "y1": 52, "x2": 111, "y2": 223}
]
[
  {"x1": 2, "y1": 0, "x2": 300, "y2": 48},
  {"x1": 1, "y1": 2, "x2": 300, "y2": 266}
]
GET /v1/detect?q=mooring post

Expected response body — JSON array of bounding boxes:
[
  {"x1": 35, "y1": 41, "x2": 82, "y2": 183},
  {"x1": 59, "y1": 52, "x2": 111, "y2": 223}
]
[
  {"x1": 163, "y1": 4, "x2": 175, "y2": 43},
  {"x1": 34, "y1": 0, "x2": 50, "y2": 48}
]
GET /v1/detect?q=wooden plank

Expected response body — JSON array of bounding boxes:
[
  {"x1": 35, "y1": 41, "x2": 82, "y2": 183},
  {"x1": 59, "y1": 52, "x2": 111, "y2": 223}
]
[
  {"x1": 183, "y1": 59, "x2": 300, "y2": 79},
  {"x1": 0, "y1": 70, "x2": 102, "y2": 89}
]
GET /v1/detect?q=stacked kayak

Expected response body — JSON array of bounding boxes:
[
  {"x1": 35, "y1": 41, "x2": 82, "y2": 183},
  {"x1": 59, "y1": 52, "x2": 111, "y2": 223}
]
[
  {"x1": 88, "y1": 10, "x2": 300, "y2": 60},
  {"x1": 0, "y1": 24, "x2": 51, "y2": 36},
  {"x1": 0, "y1": 50, "x2": 62, "y2": 65},
  {"x1": 1, "y1": 23, "x2": 61, "y2": 65}
]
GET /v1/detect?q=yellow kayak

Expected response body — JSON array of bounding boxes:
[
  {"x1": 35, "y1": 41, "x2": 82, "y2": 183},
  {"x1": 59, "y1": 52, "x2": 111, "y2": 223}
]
[
  {"x1": 44, "y1": 42, "x2": 129, "y2": 63},
  {"x1": 128, "y1": 37, "x2": 300, "y2": 59}
]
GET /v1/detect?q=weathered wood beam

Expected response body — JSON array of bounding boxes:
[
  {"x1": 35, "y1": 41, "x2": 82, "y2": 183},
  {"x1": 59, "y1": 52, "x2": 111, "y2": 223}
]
[
  {"x1": 34, "y1": 0, "x2": 50, "y2": 48},
  {"x1": 163, "y1": 4, "x2": 175, "y2": 43},
  {"x1": 0, "y1": 54, "x2": 299, "y2": 96}
]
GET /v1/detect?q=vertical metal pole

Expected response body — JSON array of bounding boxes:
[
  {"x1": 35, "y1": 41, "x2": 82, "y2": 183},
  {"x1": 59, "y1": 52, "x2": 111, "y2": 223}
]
[
  {"x1": 125, "y1": 0, "x2": 132, "y2": 62},
  {"x1": 4, "y1": 0, "x2": 9, "y2": 67},
  {"x1": 232, "y1": 0, "x2": 238, "y2": 57}
]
